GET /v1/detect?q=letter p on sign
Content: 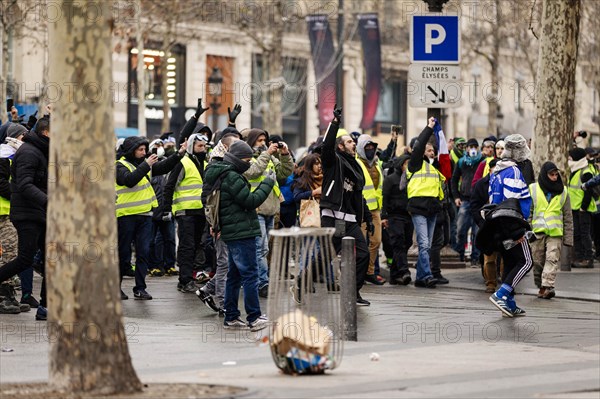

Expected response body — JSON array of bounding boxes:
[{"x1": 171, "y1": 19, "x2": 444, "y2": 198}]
[
  {"x1": 411, "y1": 15, "x2": 460, "y2": 64},
  {"x1": 425, "y1": 24, "x2": 446, "y2": 53}
]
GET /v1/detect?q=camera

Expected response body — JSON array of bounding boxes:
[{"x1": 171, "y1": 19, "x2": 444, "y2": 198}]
[
  {"x1": 578, "y1": 130, "x2": 588, "y2": 139},
  {"x1": 277, "y1": 142, "x2": 284, "y2": 149},
  {"x1": 391, "y1": 124, "x2": 402, "y2": 134}
]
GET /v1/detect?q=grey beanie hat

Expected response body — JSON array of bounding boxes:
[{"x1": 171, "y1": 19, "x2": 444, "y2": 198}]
[
  {"x1": 7, "y1": 123, "x2": 27, "y2": 138},
  {"x1": 227, "y1": 140, "x2": 253, "y2": 160},
  {"x1": 502, "y1": 134, "x2": 530, "y2": 162}
]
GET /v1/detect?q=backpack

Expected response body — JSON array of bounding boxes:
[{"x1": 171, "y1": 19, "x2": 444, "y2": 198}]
[{"x1": 204, "y1": 171, "x2": 229, "y2": 233}]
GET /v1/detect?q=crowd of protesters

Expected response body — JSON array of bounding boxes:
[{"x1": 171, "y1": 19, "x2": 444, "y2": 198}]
[{"x1": 0, "y1": 100, "x2": 598, "y2": 323}]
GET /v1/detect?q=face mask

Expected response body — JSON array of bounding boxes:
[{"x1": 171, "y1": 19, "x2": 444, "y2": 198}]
[
  {"x1": 155, "y1": 147, "x2": 165, "y2": 158},
  {"x1": 468, "y1": 148, "x2": 478, "y2": 157},
  {"x1": 238, "y1": 160, "x2": 251, "y2": 173},
  {"x1": 164, "y1": 147, "x2": 176, "y2": 156},
  {"x1": 364, "y1": 148, "x2": 376, "y2": 161},
  {"x1": 428, "y1": 157, "x2": 435, "y2": 164},
  {"x1": 195, "y1": 151, "x2": 207, "y2": 161}
]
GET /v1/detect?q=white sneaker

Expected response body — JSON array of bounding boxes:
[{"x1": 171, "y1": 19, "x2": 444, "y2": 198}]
[
  {"x1": 223, "y1": 317, "x2": 249, "y2": 330},
  {"x1": 249, "y1": 315, "x2": 269, "y2": 332}
]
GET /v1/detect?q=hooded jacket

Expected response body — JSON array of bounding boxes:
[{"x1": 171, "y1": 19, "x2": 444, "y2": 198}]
[
  {"x1": 9, "y1": 131, "x2": 49, "y2": 223},
  {"x1": 116, "y1": 136, "x2": 183, "y2": 195},
  {"x1": 177, "y1": 115, "x2": 212, "y2": 146},
  {"x1": 243, "y1": 139, "x2": 294, "y2": 216},
  {"x1": 203, "y1": 160, "x2": 273, "y2": 241}
]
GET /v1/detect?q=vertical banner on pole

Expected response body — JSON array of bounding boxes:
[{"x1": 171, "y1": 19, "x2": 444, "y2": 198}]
[
  {"x1": 307, "y1": 15, "x2": 338, "y2": 131},
  {"x1": 358, "y1": 14, "x2": 382, "y2": 130}
]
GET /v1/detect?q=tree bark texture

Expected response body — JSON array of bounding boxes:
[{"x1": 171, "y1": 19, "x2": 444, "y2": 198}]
[
  {"x1": 47, "y1": 1, "x2": 142, "y2": 394},
  {"x1": 533, "y1": 0, "x2": 581, "y2": 174}
]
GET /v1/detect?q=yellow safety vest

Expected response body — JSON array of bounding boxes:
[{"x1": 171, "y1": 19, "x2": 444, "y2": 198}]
[
  {"x1": 249, "y1": 159, "x2": 281, "y2": 197},
  {"x1": 407, "y1": 161, "x2": 445, "y2": 200},
  {"x1": 115, "y1": 158, "x2": 158, "y2": 218},
  {"x1": 482, "y1": 156, "x2": 494, "y2": 177},
  {"x1": 358, "y1": 159, "x2": 383, "y2": 211},
  {"x1": 568, "y1": 166, "x2": 598, "y2": 212},
  {"x1": 451, "y1": 150, "x2": 460, "y2": 164},
  {"x1": 530, "y1": 183, "x2": 567, "y2": 237},
  {"x1": 0, "y1": 159, "x2": 11, "y2": 216},
  {"x1": 172, "y1": 156, "x2": 204, "y2": 215}
]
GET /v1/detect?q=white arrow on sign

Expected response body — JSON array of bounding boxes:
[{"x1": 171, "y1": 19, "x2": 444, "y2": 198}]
[
  {"x1": 408, "y1": 64, "x2": 461, "y2": 82},
  {"x1": 407, "y1": 81, "x2": 462, "y2": 108}
]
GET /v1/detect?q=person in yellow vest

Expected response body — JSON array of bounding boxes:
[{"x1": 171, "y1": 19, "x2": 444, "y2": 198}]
[
  {"x1": 163, "y1": 133, "x2": 209, "y2": 294},
  {"x1": 0, "y1": 124, "x2": 37, "y2": 314},
  {"x1": 244, "y1": 129, "x2": 294, "y2": 298},
  {"x1": 567, "y1": 148, "x2": 597, "y2": 268},
  {"x1": 356, "y1": 134, "x2": 386, "y2": 285},
  {"x1": 530, "y1": 162, "x2": 573, "y2": 299},
  {"x1": 115, "y1": 136, "x2": 186, "y2": 300},
  {"x1": 407, "y1": 117, "x2": 446, "y2": 288}
]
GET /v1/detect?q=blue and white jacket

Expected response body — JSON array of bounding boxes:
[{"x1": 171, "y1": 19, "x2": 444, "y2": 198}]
[{"x1": 488, "y1": 160, "x2": 532, "y2": 218}]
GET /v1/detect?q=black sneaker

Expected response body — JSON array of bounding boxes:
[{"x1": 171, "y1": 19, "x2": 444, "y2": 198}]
[
  {"x1": 196, "y1": 288, "x2": 219, "y2": 312},
  {"x1": 178, "y1": 281, "x2": 197, "y2": 293},
  {"x1": 364, "y1": 274, "x2": 384, "y2": 285},
  {"x1": 433, "y1": 275, "x2": 449, "y2": 284},
  {"x1": 133, "y1": 290, "x2": 153, "y2": 300},
  {"x1": 120, "y1": 290, "x2": 129, "y2": 300},
  {"x1": 258, "y1": 284, "x2": 269, "y2": 298},
  {"x1": 414, "y1": 277, "x2": 438, "y2": 288},
  {"x1": 356, "y1": 296, "x2": 371, "y2": 306},
  {"x1": 21, "y1": 294, "x2": 40, "y2": 308}
]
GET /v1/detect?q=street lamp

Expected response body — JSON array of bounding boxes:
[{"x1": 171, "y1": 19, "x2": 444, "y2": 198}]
[{"x1": 208, "y1": 67, "x2": 223, "y2": 131}]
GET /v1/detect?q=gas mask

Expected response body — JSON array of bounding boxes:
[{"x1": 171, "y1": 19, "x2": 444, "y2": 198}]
[
  {"x1": 155, "y1": 147, "x2": 165, "y2": 158},
  {"x1": 468, "y1": 148, "x2": 478, "y2": 157}
]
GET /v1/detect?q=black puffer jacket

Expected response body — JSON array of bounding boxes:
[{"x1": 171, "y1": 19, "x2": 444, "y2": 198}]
[{"x1": 9, "y1": 131, "x2": 49, "y2": 224}]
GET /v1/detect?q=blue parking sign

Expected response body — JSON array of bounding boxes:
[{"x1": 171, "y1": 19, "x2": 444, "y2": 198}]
[{"x1": 411, "y1": 15, "x2": 460, "y2": 64}]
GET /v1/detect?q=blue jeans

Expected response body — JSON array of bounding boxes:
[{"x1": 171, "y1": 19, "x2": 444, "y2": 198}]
[
  {"x1": 455, "y1": 201, "x2": 480, "y2": 261},
  {"x1": 256, "y1": 214, "x2": 274, "y2": 289},
  {"x1": 224, "y1": 238, "x2": 261, "y2": 323},
  {"x1": 411, "y1": 214, "x2": 437, "y2": 281},
  {"x1": 117, "y1": 215, "x2": 152, "y2": 292}
]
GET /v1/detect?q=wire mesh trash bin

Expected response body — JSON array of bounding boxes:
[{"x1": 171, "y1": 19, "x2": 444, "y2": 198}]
[{"x1": 267, "y1": 227, "x2": 343, "y2": 375}]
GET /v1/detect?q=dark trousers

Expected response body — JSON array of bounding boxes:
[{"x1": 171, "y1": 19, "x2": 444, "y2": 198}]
[
  {"x1": 322, "y1": 216, "x2": 369, "y2": 293},
  {"x1": 573, "y1": 210, "x2": 594, "y2": 261},
  {"x1": 387, "y1": 215, "x2": 413, "y2": 280},
  {"x1": 149, "y1": 219, "x2": 176, "y2": 271},
  {"x1": 279, "y1": 203, "x2": 297, "y2": 228},
  {"x1": 430, "y1": 222, "x2": 444, "y2": 277},
  {"x1": 593, "y1": 213, "x2": 600, "y2": 258},
  {"x1": 176, "y1": 214, "x2": 206, "y2": 285},
  {"x1": 0, "y1": 221, "x2": 46, "y2": 307},
  {"x1": 501, "y1": 240, "x2": 533, "y2": 288},
  {"x1": 117, "y1": 215, "x2": 152, "y2": 292}
]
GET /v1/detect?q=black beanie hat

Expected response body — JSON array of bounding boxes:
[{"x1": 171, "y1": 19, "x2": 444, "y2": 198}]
[
  {"x1": 466, "y1": 138, "x2": 479, "y2": 147},
  {"x1": 227, "y1": 140, "x2": 253, "y2": 160},
  {"x1": 569, "y1": 148, "x2": 586, "y2": 162}
]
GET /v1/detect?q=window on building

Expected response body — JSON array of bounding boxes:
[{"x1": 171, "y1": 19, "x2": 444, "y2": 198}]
[{"x1": 373, "y1": 77, "x2": 407, "y2": 136}]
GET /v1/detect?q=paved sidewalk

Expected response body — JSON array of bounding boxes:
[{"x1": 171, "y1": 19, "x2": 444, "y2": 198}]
[{"x1": 1, "y1": 268, "x2": 599, "y2": 398}]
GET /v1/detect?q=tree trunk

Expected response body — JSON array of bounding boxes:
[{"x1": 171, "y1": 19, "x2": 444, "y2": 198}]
[
  {"x1": 0, "y1": 33, "x2": 8, "y2": 124},
  {"x1": 533, "y1": 0, "x2": 581, "y2": 174},
  {"x1": 261, "y1": 0, "x2": 283, "y2": 134},
  {"x1": 47, "y1": 1, "x2": 142, "y2": 395},
  {"x1": 136, "y1": 0, "x2": 147, "y2": 137},
  {"x1": 486, "y1": 0, "x2": 501, "y2": 137}
]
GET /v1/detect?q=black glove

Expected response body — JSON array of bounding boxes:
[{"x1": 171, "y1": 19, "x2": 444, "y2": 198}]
[
  {"x1": 194, "y1": 98, "x2": 210, "y2": 118},
  {"x1": 228, "y1": 104, "x2": 242, "y2": 124},
  {"x1": 333, "y1": 104, "x2": 342, "y2": 124},
  {"x1": 27, "y1": 111, "x2": 38, "y2": 129},
  {"x1": 367, "y1": 221, "x2": 375, "y2": 236}
]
